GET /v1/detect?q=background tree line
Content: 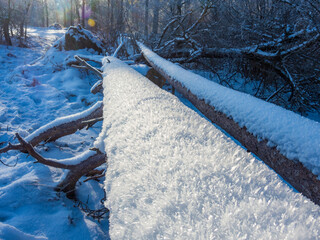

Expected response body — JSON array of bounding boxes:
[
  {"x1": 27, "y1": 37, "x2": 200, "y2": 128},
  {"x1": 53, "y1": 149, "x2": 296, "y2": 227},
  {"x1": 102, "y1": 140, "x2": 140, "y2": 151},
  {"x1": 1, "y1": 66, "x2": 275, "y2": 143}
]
[{"x1": 0, "y1": 0, "x2": 319, "y2": 118}]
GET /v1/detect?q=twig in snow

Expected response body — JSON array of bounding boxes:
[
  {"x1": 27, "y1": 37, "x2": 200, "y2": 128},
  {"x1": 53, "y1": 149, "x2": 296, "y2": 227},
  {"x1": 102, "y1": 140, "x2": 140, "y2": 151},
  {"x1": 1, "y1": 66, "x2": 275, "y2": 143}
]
[{"x1": 82, "y1": 117, "x2": 104, "y2": 130}]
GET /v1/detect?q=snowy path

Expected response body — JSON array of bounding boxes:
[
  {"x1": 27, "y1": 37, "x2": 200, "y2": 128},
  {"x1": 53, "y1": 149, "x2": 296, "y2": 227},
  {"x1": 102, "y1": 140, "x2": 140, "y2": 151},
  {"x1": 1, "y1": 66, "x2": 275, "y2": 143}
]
[
  {"x1": 0, "y1": 28, "x2": 108, "y2": 239},
  {"x1": 100, "y1": 57, "x2": 320, "y2": 239}
]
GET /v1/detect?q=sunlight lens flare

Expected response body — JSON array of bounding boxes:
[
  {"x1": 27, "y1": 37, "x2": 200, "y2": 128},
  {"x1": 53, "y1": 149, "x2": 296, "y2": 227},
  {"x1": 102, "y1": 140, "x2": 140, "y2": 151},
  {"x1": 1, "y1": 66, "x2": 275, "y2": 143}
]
[{"x1": 88, "y1": 19, "x2": 96, "y2": 27}]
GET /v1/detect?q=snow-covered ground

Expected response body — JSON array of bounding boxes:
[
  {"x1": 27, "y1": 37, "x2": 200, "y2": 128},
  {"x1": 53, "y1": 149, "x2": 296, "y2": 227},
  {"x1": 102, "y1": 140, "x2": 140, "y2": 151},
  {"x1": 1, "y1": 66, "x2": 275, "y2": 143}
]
[
  {"x1": 2, "y1": 28, "x2": 320, "y2": 239},
  {"x1": 138, "y1": 43, "x2": 320, "y2": 177},
  {"x1": 0, "y1": 28, "x2": 109, "y2": 239},
  {"x1": 100, "y1": 57, "x2": 320, "y2": 239}
]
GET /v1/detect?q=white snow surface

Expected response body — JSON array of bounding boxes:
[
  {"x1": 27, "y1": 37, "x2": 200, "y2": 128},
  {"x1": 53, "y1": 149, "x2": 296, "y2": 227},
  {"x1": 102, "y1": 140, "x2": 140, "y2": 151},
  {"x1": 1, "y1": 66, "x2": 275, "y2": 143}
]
[
  {"x1": 0, "y1": 28, "x2": 108, "y2": 239},
  {"x1": 138, "y1": 43, "x2": 320, "y2": 176},
  {"x1": 101, "y1": 57, "x2": 320, "y2": 239}
]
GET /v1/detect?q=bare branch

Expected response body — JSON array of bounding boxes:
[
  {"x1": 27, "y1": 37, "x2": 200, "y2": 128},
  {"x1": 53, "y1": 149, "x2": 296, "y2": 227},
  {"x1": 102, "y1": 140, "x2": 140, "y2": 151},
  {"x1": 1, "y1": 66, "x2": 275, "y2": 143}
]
[
  {"x1": 16, "y1": 133, "x2": 74, "y2": 170},
  {"x1": 0, "y1": 142, "x2": 24, "y2": 154},
  {"x1": 84, "y1": 171, "x2": 105, "y2": 182},
  {"x1": 186, "y1": 3, "x2": 212, "y2": 34},
  {"x1": 55, "y1": 149, "x2": 106, "y2": 197},
  {"x1": 74, "y1": 55, "x2": 103, "y2": 78},
  {"x1": 75, "y1": 56, "x2": 102, "y2": 65},
  {"x1": 266, "y1": 85, "x2": 287, "y2": 102},
  {"x1": 15, "y1": 132, "x2": 106, "y2": 198},
  {"x1": 157, "y1": 18, "x2": 179, "y2": 48},
  {"x1": 113, "y1": 36, "x2": 124, "y2": 57},
  {"x1": 82, "y1": 117, "x2": 104, "y2": 130},
  {"x1": 90, "y1": 80, "x2": 103, "y2": 94}
]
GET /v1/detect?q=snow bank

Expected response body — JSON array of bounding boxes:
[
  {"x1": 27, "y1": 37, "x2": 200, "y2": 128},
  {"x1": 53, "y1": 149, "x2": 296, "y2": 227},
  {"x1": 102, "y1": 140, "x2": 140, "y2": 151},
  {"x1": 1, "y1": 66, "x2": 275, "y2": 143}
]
[
  {"x1": 100, "y1": 57, "x2": 320, "y2": 239},
  {"x1": 138, "y1": 43, "x2": 320, "y2": 176},
  {"x1": 0, "y1": 223, "x2": 47, "y2": 240}
]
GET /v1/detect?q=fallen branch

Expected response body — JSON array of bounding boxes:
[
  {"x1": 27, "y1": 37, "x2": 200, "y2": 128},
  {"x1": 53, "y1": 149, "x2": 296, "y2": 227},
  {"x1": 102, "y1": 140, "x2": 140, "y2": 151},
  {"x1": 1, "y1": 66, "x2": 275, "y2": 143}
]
[
  {"x1": 90, "y1": 80, "x2": 103, "y2": 94},
  {"x1": 75, "y1": 56, "x2": 102, "y2": 65},
  {"x1": 74, "y1": 198, "x2": 109, "y2": 222},
  {"x1": 16, "y1": 133, "x2": 106, "y2": 198},
  {"x1": 0, "y1": 142, "x2": 24, "y2": 154},
  {"x1": 16, "y1": 133, "x2": 74, "y2": 170},
  {"x1": 82, "y1": 117, "x2": 104, "y2": 130},
  {"x1": 55, "y1": 148, "x2": 106, "y2": 197},
  {"x1": 113, "y1": 36, "x2": 124, "y2": 58},
  {"x1": 0, "y1": 101, "x2": 103, "y2": 155},
  {"x1": 84, "y1": 171, "x2": 105, "y2": 182},
  {"x1": 26, "y1": 101, "x2": 103, "y2": 146},
  {"x1": 73, "y1": 55, "x2": 103, "y2": 78},
  {"x1": 266, "y1": 84, "x2": 287, "y2": 102}
]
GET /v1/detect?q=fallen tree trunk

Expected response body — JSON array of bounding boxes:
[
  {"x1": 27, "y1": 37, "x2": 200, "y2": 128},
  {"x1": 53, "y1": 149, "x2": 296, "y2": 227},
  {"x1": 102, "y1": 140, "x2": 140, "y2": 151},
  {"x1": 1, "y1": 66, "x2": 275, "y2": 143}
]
[{"x1": 139, "y1": 43, "x2": 320, "y2": 206}]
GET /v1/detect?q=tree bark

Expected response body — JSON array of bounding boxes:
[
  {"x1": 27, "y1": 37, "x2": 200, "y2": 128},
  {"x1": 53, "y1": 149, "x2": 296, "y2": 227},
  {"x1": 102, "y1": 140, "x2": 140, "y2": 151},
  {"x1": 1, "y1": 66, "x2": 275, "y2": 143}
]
[
  {"x1": 152, "y1": 0, "x2": 159, "y2": 35},
  {"x1": 16, "y1": 133, "x2": 106, "y2": 199},
  {"x1": 4, "y1": 0, "x2": 12, "y2": 46},
  {"x1": 139, "y1": 44, "x2": 320, "y2": 206},
  {"x1": 0, "y1": 102, "x2": 103, "y2": 154},
  {"x1": 45, "y1": 0, "x2": 49, "y2": 27},
  {"x1": 3, "y1": 18, "x2": 12, "y2": 46},
  {"x1": 55, "y1": 149, "x2": 106, "y2": 198},
  {"x1": 70, "y1": 0, "x2": 74, "y2": 26},
  {"x1": 144, "y1": 0, "x2": 149, "y2": 39},
  {"x1": 82, "y1": 0, "x2": 85, "y2": 27}
]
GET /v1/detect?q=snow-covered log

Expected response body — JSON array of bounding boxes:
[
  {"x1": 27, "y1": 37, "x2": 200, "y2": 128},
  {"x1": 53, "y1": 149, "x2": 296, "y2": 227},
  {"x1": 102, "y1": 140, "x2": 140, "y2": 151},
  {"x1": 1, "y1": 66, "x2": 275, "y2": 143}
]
[
  {"x1": 0, "y1": 101, "x2": 103, "y2": 154},
  {"x1": 138, "y1": 42, "x2": 320, "y2": 205},
  {"x1": 100, "y1": 56, "x2": 320, "y2": 239}
]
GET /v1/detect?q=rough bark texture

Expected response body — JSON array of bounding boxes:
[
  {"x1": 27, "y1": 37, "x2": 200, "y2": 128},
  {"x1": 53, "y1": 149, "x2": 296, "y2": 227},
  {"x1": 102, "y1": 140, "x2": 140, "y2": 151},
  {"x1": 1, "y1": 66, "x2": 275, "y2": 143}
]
[
  {"x1": 29, "y1": 103, "x2": 103, "y2": 147},
  {"x1": 146, "y1": 68, "x2": 166, "y2": 88},
  {"x1": 141, "y1": 50, "x2": 320, "y2": 206},
  {"x1": 55, "y1": 150, "x2": 106, "y2": 198},
  {"x1": 0, "y1": 103, "x2": 103, "y2": 155}
]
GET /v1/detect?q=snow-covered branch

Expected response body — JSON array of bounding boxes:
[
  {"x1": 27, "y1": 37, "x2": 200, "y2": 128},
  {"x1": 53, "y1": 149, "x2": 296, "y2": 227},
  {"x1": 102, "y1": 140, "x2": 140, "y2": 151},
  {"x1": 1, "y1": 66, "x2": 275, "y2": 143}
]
[
  {"x1": 73, "y1": 55, "x2": 103, "y2": 78},
  {"x1": 112, "y1": 36, "x2": 125, "y2": 58}
]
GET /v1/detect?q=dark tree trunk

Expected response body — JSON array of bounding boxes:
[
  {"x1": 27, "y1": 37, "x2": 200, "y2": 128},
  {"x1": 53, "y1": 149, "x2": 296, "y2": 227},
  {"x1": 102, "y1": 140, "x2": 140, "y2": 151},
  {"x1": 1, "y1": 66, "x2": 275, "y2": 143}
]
[
  {"x1": 3, "y1": 18, "x2": 12, "y2": 46},
  {"x1": 70, "y1": 0, "x2": 74, "y2": 26},
  {"x1": 63, "y1": 7, "x2": 67, "y2": 27},
  {"x1": 110, "y1": 0, "x2": 114, "y2": 30},
  {"x1": 117, "y1": 0, "x2": 123, "y2": 32},
  {"x1": 144, "y1": 0, "x2": 149, "y2": 38},
  {"x1": 45, "y1": 0, "x2": 49, "y2": 27},
  {"x1": 4, "y1": 0, "x2": 12, "y2": 46},
  {"x1": 176, "y1": 0, "x2": 182, "y2": 16},
  {"x1": 152, "y1": 1, "x2": 159, "y2": 35},
  {"x1": 82, "y1": 0, "x2": 85, "y2": 27}
]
